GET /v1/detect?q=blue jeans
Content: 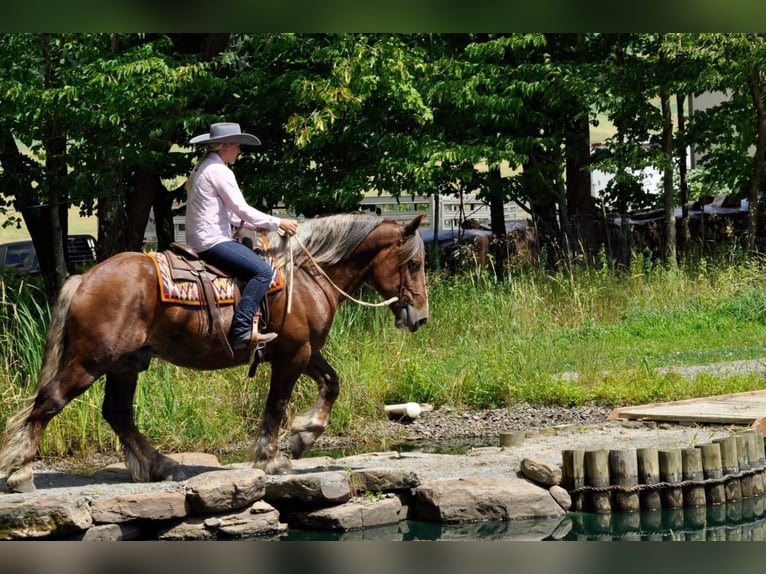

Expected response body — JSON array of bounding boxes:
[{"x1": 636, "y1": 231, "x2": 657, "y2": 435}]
[{"x1": 198, "y1": 240, "x2": 272, "y2": 339}]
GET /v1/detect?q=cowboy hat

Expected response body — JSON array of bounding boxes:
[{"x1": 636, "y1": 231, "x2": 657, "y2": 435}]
[{"x1": 189, "y1": 122, "x2": 262, "y2": 145}]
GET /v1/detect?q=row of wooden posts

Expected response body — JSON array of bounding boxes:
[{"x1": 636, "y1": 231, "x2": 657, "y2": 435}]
[{"x1": 562, "y1": 429, "x2": 766, "y2": 513}]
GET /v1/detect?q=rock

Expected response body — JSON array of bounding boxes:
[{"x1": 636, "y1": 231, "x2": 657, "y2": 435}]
[
  {"x1": 285, "y1": 494, "x2": 407, "y2": 531},
  {"x1": 519, "y1": 457, "x2": 562, "y2": 486},
  {"x1": 158, "y1": 502, "x2": 285, "y2": 540},
  {"x1": 349, "y1": 468, "x2": 420, "y2": 494},
  {"x1": 415, "y1": 476, "x2": 565, "y2": 523},
  {"x1": 168, "y1": 452, "x2": 222, "y2": 468},
  {"x1": 81, "y1": 523, "x2": 142, "y2": 541},
  {"x1": 264, "y1": 470, "x2": 351, "y2": 507},
  {"x1": 214, "y1": 503, "x2": 285, "y2": 538},
  {"x1": 184, "y1": 468, "x2": 265, "y2": 514},
  {"x1": 90, "y1": 492, "x2": 187, "y2": 524},
  {"x1": 549, "y1": 485, "x2": 572, "y2": 511},
  {"x1": 0, "y1": 495, "x2": 92, "y2": 540}
]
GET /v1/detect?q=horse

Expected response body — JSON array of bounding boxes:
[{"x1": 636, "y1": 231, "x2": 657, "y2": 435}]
[{"x1": 0, "y1": 213, "x2": 429, "y2": 493}]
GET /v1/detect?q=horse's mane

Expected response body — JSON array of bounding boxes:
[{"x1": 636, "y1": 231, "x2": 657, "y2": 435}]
[{"x1": 269, "y1": 213, "x2": 424, "y2": 268}]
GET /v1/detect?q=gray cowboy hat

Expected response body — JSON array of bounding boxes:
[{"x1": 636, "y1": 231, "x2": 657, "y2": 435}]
[{"x1": 189, "y1": 122, "x2": 262, "y2": 145}]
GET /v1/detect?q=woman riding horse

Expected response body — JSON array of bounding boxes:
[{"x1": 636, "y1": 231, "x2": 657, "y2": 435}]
[{"x1": 185, "y1": 122, "x2": 299, "y2": 350}]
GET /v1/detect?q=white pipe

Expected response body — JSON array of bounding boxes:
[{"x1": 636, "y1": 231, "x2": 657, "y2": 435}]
[{"x1": 384, "y1": 402, "x2": 422, "y2": 419}]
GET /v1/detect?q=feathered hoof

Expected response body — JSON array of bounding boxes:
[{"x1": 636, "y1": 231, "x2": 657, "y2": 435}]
[
  {"x1": 289, "y1": 430, "x2": 316, "y2": 459},
  {"x1": 5, "y1": 466, "x2": 35, "y2": 493},
  {"x1": 254, "y1": 454, "x2": 293, "y2": 475}
]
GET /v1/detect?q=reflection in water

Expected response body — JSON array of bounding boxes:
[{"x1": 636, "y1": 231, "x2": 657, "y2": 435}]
[
  {"x1": 278, "y1": 496, "x2": 766, "y2": 542},
  {"x1": 565, "y1": 496, "x2": 766, "y2": 541}
]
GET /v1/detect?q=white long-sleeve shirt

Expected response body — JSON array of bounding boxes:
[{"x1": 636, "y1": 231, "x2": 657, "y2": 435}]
[{"x1": 184, "y1": 153, "x2": 280, "y2": 252}]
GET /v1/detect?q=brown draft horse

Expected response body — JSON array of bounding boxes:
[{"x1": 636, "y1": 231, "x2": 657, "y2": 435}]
[{"x1": 0, "y1": 213, "x2": 429, "y2": 492}]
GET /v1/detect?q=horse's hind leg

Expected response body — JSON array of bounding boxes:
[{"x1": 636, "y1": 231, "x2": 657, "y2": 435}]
[
  {"x1": 0, "y1": 361, "x2": 96, "y2": 492},
  {"x1": 102, "y1": 365, "x2": 185, "y2": 483},
  {"x1": 289, "y1": 350, "x2": 339, "y2": 459}
]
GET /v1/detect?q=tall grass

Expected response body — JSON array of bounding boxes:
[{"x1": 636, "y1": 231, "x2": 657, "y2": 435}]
[{"x1": 3, "y1": 257, "x2": 766, "y2": 459}]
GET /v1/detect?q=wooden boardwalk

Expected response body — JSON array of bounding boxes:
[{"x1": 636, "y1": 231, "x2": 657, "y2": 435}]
[{"x1": 608, "y1": 389, "x2": 766, "y2": 434}]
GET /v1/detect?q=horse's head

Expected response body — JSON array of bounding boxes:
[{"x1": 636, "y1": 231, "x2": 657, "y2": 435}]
[{"x1": 372, "y1": 214, "x2": 429, "y2": 332}]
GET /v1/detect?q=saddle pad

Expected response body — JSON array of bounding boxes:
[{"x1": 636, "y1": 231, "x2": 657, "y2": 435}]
[{"x1": 150, "y1": 244, "x2": 284, "y2": 306}]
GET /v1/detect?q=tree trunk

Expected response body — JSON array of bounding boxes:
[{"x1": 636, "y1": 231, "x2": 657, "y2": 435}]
[
  {"x1": 488, "y1": 168, "x2": 507, "y2": 279},
  {"x1": 43, "y1": 134, "x2": 69, "y2": 293},
  {"x1": 660, "y1": 87, "x2": 677, "y2": 268},
  {"x1": 676, "y1": 93, "x2": 691, "y2": 256},
  {"x1": 747, "y1": 66, "x2": 766, "y2": 253},
  {"x1": 126, "y1": 167, "x2": 165, "y2": 252},
  {"x1": 565, "y1": 107, "x2": 594, "y2": 260}
]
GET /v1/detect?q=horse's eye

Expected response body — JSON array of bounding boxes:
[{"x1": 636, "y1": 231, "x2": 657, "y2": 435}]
[{"x1": 408, "y1": 259, "x2": 422, "y2": 273}]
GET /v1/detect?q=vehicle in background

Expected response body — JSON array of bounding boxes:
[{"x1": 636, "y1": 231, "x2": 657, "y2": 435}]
[{"x1": 0, "y1": 235, "x2": 97, "y2": 276}]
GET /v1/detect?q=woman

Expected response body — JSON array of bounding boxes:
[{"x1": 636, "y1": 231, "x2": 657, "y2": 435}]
[{"x1": 185, "y1": 122, "x2": 298, "y2": 350}]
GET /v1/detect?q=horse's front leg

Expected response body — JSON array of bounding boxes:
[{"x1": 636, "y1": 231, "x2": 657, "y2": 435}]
[
  {"x1": 253, "y1": 348, "x2": 309, "y2": 474},
  {"x1": 289, "y1": 350, "x2": 339, "y2": 459}
]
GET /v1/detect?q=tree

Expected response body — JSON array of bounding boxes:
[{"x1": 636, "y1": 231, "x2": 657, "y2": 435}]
[{"x1": 684, "y1": 34, "x2": 766, "y2": 253}]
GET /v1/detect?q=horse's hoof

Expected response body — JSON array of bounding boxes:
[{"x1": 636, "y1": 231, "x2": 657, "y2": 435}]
[
  {"x1": 6, "y1": 467, "x2": 36, "y2": 493},
  {"x1": 289, "y1": 432, "x2": 313, "y2": 459},
  {"x1": 254, "y1": 456, "x2": 293, "y2": 475},
  {"x1": 150, "y1": 455, "x2": 186, "y2": 482}
]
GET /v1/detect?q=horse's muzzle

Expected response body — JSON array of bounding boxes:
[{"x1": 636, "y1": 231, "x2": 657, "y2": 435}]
[{"x1": 394, "y1": 302, "x2": 429, "y2": 332}]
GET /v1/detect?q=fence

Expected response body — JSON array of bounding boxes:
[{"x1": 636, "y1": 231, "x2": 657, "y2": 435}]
[{"x1": 562, "y1": 429, "x2": 766, "y2": 515}]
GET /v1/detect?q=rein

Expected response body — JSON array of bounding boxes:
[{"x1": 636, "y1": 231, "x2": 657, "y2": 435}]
[{"x1": 285, "y1": 233, "x2": 399, "y2": 314}]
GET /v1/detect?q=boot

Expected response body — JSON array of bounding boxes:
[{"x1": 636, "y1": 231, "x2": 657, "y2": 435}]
[
  {"x1": 231, "y1": 312, "x2": 277, "y2": 350},
  {"x1": 250, "y1": 312, "x2": 277, "y2": 346}
]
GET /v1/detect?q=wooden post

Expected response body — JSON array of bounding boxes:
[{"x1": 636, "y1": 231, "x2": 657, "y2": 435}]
[
  {"x1": 499, "y1": 431, "x2": 525, "y2": 447},
  {"x1": 658, "y1": 448, "x2": 683, "y2": 509},
  {"x1": 740, "y1": 430, "x2": 765, "y2": 496},
  {"x1": 609, "y1": 448, "x2": 640, "y2": 512},
  {"x1": 697, "y1": 442, "x2": 726, "y2": 505},
  {"x1": 714, "y1": 436, "x2": 743, "y2": 502},
  {"x1": 584, "y1": 449, "x2": 611, "y2": 513},
  {"x1": 562, "y1": 449, "x2": 585, "y2": 512},
  {"x1": 637, "y1": 447, "x2": 662, "y2": 512},
  {"x1": 734, "y1": 434, "x2": 753, "y2": 499},
  {"x1": 682, "y1": 447, "x2": 706, "y2": 507}
]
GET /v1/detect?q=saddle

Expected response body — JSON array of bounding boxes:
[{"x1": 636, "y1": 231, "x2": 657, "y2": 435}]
[{"x1": 149, "y1": 240, "x2": 285, "y2": 359}]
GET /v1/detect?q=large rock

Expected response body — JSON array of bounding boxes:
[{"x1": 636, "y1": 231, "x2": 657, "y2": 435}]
[
  {"x1": 0, "y1": 495, "x2": 92, "y2": 540},
  {"x1": 349, "y1": 468, "x2": 420, "y2": 494},
  {"x1": 184, "y1": 468, "x2": 265, "y2": 514},
  {"x1": 285, "y1": 493, "x2": 407, "y2": 531},
  {"x1": 415, "y1": 476, "x2": 565, "y2": 523},
  {"x1": 158, "y1": 501, "x2": 285, "y2": 540},
  {"x1": 264, "y1": 470, "x2": 351, "y2": 508},
  {"x1": 90, "y1": 492, "x2": 187, "y2": 524}
]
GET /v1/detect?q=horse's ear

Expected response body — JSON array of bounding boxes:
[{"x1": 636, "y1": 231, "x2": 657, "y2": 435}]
[{"x1": 403, "y1": 213, "x2": 427, "y2": 238}]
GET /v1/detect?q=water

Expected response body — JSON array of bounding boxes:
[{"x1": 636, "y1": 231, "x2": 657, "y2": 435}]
[{"x1": 275, "y1": 497, "x2": 766, "y2": 542}]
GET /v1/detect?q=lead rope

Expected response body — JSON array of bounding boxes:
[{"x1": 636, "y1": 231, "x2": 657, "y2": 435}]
[{"x1": 284, "y1": 233, "x2": 399, "y2": 313}]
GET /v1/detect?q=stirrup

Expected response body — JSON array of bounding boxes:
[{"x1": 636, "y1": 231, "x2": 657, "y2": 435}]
[{"x1": 251, "y1": 312, "x2": 277, "y2": 346}]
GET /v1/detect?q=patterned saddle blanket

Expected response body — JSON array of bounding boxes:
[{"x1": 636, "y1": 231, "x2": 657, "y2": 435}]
[{"x1": 149, "y1": 238, "x2": 285, "y2": 306}]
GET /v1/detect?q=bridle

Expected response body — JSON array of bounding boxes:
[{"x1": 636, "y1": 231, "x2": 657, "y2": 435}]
[{"x1": 284, "y1": 233, "x2": 400, "y2": 313}]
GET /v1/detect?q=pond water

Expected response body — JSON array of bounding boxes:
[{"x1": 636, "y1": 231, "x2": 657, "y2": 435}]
[{"x1": 276, "y1": 497, "x2": 766, "y2": 542}]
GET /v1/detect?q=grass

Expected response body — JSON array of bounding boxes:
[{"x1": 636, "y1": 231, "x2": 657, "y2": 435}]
[
  {"x1": 3, "y1": 255, "x2": 766, "y2": 460},
  {"x1": 0, "y1": 208, "x2": 97, "y2": 243}
]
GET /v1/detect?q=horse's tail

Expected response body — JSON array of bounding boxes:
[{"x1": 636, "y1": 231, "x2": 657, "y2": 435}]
[
  {"x1": 0, "y1": 274, "x2": 83, "y2": 477},
  {"x1": 35, "y1": 274, "x2": 83, "y2": 391}
]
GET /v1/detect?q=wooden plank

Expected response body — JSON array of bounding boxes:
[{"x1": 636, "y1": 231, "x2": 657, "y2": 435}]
[{"x1": 608, "y1": 389, "x2": 766, "y2": 425}]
